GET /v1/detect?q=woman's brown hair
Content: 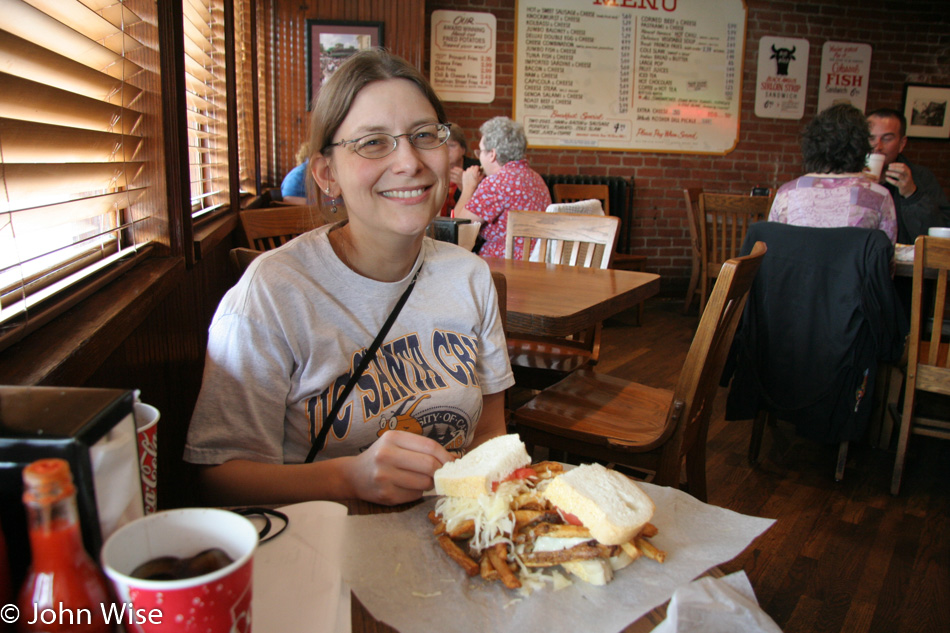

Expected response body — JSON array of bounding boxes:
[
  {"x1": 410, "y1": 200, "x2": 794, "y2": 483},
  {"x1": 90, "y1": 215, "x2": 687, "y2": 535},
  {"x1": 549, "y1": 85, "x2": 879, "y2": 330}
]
[{"x1": 306, "y1": 49, "x2": 448, "y2": 217}]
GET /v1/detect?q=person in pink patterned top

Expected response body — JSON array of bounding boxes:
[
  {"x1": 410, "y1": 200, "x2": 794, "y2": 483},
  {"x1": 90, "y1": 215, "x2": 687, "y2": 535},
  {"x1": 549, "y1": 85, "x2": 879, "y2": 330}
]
[
  {"x1": 769, "y1": 103, "x2": 897, "y2": 244},
  {"x1": 453, "y1": 117, "x2": 552, "y2": 258}
]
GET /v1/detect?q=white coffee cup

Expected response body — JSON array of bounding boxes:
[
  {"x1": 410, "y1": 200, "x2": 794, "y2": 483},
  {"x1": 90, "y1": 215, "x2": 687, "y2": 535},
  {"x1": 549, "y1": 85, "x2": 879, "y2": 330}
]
[
  {"x1": 928, "y1": 227, "x2": 950, "y2": 238},
  {"x1": 865, "y1": 153, "x2": 885, "y2": 181}
]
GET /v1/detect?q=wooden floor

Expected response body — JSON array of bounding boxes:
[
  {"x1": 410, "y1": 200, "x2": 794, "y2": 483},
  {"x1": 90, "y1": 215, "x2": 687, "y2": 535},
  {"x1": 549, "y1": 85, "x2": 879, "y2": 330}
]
[{"x1": 558, "y1": 298, "x2": 949, "y2": 633}]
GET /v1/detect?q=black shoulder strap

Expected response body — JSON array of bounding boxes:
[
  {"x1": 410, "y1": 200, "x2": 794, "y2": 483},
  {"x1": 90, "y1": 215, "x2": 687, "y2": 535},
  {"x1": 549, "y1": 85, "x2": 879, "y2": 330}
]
[{"x1": 304, "y1": 265, "x2": 421, "y2": 463}]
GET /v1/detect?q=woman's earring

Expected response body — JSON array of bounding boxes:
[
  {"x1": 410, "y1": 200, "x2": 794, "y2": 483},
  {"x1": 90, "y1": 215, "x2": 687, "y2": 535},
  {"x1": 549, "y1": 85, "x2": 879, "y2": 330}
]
[{"x1": 324, "y1": 186, "x2": 338, "y2": 214}]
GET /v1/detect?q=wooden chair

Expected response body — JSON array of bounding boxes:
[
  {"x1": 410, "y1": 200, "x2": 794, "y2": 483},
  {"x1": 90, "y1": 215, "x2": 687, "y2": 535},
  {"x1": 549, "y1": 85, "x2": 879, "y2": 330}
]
[
  {"x1": 228, "y1": 247, "x2": 263, "y2": 276},
  {"x1": 505, "y1": 210, "x2": 620, "y2": 390},
  {"x1": 730, "y1": 223, "x2": 905, "y2": 482},
  {"x1": 682, "y1": 187, "x2": 704, "y2": 314},
  {"x1": 238, "y1": 205, "x2": 325, "y2": 251},
  {"x1": 552, "y1": 183, "x2": 647, "y2": 323},
  {"x1": 552, "y1": 183, "x2": 612, "y2": 213},
  {"x1": 892, "y1": 236, "x2": 950, "y2": 494},
  {"x1": 511, "y1": 242, "x2": 766, "y2": 501},
  {"x1": 697, "y1": 193, "x2": 772, "y2": 314}
]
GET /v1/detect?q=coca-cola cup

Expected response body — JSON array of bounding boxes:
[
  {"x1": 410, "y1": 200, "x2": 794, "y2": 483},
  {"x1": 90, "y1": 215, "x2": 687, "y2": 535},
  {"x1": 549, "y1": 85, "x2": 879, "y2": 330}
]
[
  {"x1": 101, "y1": 508, "x2": 258, "y2": 632},
  {"x1": 133, "y1": 403, "x2": 159, "y2": 514}
]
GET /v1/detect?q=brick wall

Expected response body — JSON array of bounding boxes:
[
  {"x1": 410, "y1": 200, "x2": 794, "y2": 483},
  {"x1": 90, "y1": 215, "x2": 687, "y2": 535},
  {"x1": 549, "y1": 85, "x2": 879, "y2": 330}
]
[{"x1": 426, "y1": 0, "x2": 950, "y2": 291}]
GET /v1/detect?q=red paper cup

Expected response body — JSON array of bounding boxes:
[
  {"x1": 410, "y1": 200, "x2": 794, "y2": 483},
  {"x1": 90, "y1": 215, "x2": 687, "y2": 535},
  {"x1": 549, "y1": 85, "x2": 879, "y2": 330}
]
[
  {"x1": 133, "y1": 403, "x2": 159, "y2": 514},
  {"x1": 101, "y1": 508, "x2": 258, "y2": 633}
]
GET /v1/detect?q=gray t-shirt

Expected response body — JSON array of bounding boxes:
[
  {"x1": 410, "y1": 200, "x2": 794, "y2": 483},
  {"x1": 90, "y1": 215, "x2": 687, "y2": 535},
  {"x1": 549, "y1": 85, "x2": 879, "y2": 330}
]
[{"x1": 185, "y1": 225, "x2": 513, "y2": 465}]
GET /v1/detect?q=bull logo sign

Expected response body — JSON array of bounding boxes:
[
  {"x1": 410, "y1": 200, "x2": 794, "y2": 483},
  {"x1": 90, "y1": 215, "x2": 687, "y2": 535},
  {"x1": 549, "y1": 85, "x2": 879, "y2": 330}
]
[
  {"x1": 755, "y1": 37, "x2": 810, "y2": 120},
  {"x1": 770, "y1": 45, "x2": 796, "y2": 76}
]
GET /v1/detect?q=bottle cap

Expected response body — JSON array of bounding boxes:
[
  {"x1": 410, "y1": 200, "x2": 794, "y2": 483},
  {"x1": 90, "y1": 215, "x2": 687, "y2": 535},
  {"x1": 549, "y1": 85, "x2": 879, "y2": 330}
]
[{"x1": 22, "y1": 458, "x2": 76, "y2": 505}]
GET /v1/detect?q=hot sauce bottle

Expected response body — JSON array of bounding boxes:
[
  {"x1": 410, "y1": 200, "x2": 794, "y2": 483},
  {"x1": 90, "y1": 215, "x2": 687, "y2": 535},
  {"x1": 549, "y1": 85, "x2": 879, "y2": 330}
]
[{"x1": 16, "y1": 459, "x2": 114, "y2": 632}]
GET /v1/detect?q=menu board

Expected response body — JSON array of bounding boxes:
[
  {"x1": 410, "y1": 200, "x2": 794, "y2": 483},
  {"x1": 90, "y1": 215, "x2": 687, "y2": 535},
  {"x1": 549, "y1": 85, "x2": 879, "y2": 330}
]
[
  {"x1": 515, "y1": 0, "x2": 747, "y2": 154},
  {"x1": 431, "y1": 10, "x2": 497, "y2": 104}
]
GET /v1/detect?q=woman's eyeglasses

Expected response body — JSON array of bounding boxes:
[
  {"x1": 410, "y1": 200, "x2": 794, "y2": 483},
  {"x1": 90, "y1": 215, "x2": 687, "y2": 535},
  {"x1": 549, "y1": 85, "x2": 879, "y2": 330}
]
[{"x1": 327, "y1": 123, "x2": 450, "y2": 159}]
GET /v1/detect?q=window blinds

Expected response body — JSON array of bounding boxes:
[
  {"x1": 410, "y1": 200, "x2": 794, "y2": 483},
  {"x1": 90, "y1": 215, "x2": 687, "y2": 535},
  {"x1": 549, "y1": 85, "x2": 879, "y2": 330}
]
[
  {"x1": 183, "y1": 0, "x2": 230, "y2": 218},
  {"x1": 234, "y1": 0, "x2": 258, "y2": 195},
  {"x1": 0, "y1": 0, "x2": 159, "y2": 332}
]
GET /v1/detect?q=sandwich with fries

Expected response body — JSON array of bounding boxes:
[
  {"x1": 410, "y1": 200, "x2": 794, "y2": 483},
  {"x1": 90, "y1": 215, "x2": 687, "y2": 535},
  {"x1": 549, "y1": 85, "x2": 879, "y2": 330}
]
[{"x1": 429, "y1": 434, "x2": 665, "y2": 592}]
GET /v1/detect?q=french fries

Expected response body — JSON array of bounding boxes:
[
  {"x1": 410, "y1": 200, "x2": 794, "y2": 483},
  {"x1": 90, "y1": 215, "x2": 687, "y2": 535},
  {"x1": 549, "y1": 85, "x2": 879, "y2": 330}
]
[
  {"x1": 437, "y1": 534, "x2": 479, "y2": 576},
  {"x1": 487, "y1": 543, "x2": 521, "y2": 589},
  {"x1": 431, "y1": 463, "x2": 667, "y2": 591},
  {"x1": 634, "y1": 535, "x2": 666, "y2": 563}
]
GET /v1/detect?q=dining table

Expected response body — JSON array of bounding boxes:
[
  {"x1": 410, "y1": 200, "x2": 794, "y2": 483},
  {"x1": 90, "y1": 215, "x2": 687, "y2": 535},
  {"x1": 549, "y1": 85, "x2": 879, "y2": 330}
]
[{"x1": 483, "y1": 257, "x2": 660, "y2": 338}]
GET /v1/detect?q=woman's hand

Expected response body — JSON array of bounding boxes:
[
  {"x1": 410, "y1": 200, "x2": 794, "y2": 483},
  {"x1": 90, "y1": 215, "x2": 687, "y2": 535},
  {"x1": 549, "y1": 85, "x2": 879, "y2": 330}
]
[
  {"x1": 461, "y1": 164, "x2": 483, "y2": 193},
  {"x1": 345, "y1": 431, "x2": 455, "y2": 505}
]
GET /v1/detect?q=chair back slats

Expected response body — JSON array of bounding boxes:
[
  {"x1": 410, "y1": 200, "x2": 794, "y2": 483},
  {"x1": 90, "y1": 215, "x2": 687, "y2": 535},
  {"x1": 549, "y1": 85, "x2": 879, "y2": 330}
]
[
  {"x1": 927, "y1": 268, "x2": 949, "y2": 368},
  {"x1": 239, "y1": 205, "x2": 325, "y2": 252},
  {"x1": 681, "y1": 188, "x2": 704, "y2": 313},
  {"x1": 913, "y1": 238, "x2": 950, "y2": 376},
  {"x1": 552, "y1": 183, "x2": 611, "y2": 214},
  {"x1": 505, "y1": 210, "x2": 619, "y2": 269},
  {"x1": 683, "y1": 188, "x2": 703, "y2": 260},
  {"x1": 696, "y1": 192, "x2": 771, "y2": 313}
]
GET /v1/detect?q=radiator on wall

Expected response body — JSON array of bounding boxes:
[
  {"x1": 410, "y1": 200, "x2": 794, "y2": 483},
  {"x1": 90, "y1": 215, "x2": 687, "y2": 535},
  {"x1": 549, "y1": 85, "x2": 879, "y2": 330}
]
[{"x1": 541, "y1": 174, "x2": 635, "y2": 254}]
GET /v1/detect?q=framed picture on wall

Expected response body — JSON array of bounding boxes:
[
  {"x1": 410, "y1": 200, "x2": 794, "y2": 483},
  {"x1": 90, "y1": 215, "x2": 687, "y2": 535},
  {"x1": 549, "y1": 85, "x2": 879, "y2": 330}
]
[
  {"x1": 902, "y1": 83, "x2": 950, "y2": 140},
  {"x1": 306, "y1": 20, "x2": 384, "y2": 110}
]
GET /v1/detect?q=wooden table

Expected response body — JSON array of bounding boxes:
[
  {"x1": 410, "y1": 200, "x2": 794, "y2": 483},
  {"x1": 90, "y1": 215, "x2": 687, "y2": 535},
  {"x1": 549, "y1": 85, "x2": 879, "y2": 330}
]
[
  {"x1": 484, "y1": 257, "x2": 660, "y2": 337},
  {"x1": 344, "y1": 498, "x2": 704, "y2": 633}
]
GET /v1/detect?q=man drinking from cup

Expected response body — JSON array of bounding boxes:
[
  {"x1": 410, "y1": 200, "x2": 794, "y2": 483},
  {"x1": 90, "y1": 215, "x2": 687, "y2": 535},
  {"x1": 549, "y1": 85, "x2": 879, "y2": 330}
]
[{"x1": 867, "y1": 108, "x2": 950, "y2": 242}]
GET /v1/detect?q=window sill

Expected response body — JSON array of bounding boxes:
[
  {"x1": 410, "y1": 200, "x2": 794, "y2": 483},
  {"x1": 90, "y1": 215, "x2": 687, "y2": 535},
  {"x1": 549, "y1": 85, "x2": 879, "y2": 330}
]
[
  {"x1": 193, "y1": 210, "x2": 238, "y2": 261},
  {"x1": 0, "y1": 256, "x2": 185, "y2": 386}
]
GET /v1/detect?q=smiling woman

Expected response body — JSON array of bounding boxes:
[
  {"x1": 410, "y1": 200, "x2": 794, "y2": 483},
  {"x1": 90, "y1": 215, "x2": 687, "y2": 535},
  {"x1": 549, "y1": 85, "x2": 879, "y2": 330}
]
[{"x1": 184, "y1": 49, "x2": 514, "y2": 508}]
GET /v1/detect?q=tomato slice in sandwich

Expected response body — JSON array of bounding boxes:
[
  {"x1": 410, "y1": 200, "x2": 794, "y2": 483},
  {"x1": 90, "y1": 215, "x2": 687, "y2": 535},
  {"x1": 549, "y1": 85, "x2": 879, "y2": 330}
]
[
  {"x1": 559, "y1": 510, "x2": 583, "y2": 526},
  {"x1": 490, "y1": 467, "x2": 538, "y2": 491}
]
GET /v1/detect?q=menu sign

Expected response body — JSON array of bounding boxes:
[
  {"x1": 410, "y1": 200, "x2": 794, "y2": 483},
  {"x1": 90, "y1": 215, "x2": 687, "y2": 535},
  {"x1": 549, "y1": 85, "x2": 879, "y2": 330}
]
[
  {"x1": 817, "y1": 41, "x2": 872, "y2": 114},
  {"x1": 431, "y1": 10, "x2": 497, "y2": 104},
  {"x1": 754, "y1": 36, "x2": 810, "y2": 120},
  {"x1": 515, "y1": 0, "x2": 747, "y2": 154}
]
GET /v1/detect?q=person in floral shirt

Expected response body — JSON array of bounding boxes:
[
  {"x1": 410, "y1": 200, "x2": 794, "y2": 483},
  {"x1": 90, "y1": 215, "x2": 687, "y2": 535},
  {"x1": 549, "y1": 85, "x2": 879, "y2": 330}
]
[{"x1": 454, "y1": 117, "x2": 551, "y2": 258}]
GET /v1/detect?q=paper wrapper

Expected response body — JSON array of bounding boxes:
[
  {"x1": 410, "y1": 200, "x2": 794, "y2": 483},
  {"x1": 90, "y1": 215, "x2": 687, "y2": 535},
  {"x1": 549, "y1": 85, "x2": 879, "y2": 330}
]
[
  {"x1": 339, "y1": 483, "x2": 775, "y2": 633},
  {"x1": 651, "y1": 571, "x2": 782, "y2": 633},
  {"x1": 254, "y1": 501, "x2": 349, "y2": 633}
]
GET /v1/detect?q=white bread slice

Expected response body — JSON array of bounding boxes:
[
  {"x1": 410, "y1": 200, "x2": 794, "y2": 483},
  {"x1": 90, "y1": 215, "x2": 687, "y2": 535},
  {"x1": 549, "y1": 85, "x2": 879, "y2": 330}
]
[
  {"x1": 541, "y1": 463, "x2": 655, "y2": 545},
  {"x1": 433, "y1": 434, "x2": 531, "y2": 498}
]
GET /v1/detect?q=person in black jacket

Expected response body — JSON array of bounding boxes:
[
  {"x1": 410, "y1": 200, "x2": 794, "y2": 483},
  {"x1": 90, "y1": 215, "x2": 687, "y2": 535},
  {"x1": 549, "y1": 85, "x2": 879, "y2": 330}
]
[{"x1": 868, "y1": 108, "x2": 949, "y2": 242}]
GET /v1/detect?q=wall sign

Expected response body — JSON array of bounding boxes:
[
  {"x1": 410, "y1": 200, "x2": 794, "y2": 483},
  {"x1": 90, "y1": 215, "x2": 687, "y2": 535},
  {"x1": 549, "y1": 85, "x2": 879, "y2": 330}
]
[
  {"x1": 817, "y1": 41, "x2": 872, "y2": 113},
  {"x1": 514, "y1": 0, "x2": 747, "y2": 155},
  {"x1": 430, "y1": 10, "x2": 496, "y2": 104},
  {"x1": 754, "y1": 36, "x2": 810, "y2": 120}
]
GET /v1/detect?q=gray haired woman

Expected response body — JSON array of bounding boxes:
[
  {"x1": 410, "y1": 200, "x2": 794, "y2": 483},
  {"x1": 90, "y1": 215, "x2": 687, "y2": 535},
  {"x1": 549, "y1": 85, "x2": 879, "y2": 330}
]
[{"x1": 454, "y1": 116, "x2": 551, "y2": 258}]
